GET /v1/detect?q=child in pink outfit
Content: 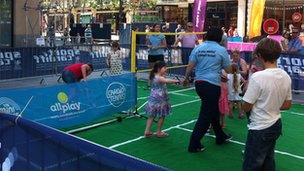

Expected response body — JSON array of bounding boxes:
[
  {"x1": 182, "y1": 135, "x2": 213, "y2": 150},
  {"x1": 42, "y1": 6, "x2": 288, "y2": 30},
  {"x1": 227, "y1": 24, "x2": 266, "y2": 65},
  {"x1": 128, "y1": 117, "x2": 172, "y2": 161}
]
[{"x1": 219, "y1": 70, "x2": 229, "y2": 128}]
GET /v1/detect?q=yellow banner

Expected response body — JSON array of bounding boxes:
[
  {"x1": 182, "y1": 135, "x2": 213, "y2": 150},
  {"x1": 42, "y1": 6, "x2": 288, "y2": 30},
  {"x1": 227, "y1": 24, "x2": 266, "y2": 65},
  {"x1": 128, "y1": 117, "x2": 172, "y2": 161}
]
[{"x1": 248, "y1": 0, "x2": 266, "y2": 39}]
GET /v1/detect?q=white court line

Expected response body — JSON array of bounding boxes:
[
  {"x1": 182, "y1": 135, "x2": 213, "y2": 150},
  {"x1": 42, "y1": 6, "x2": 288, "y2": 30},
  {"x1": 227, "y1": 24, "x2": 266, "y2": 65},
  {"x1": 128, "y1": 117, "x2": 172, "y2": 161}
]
[
  {"x1": 68, "y1": 97, "x2": 201, "y2": 134},
  {"x1": 282, "y1": 111, "x2": 304, "y2": 116},
  {"x1": 109, "y1": 98, "x2": 304, "y2": 160},
  {"x1": 171, "y1": 92, "x2": 198, "y2": 98},
  {"x1": 110, "y1": 119, "x2": 304, "y2": 160},
  {"x1": 109, "y1": 119, "x2": 197, "y2": 149},
  {"x1": 137, "y1": 96, "x2": 149, "y2": 100},
  {"x1": 137, "y1": 87, "x2": 195, "y2": 100},
  {"x1": 171, "y1": 99, "x2": 201, "y2": 108},
  {"x1": 15, "y1": 96, "x2": 34, "y2": 123},
  {"x1": 175, "y1": 127, "x2": 304, "y2": 160},
  {"x1": 138, "y1": 101, "x2": 148, "y2": 111},
  {"x1": 109, "y1": 100, "x2": 201, "y2": 149}
]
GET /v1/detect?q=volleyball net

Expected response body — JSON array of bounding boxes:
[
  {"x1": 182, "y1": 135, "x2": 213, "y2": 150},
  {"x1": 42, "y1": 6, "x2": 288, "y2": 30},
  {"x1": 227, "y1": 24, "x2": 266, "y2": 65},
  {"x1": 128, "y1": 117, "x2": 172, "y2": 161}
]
[{"x1": 130, "y1": 31, "x2": 205, "y2": 82}]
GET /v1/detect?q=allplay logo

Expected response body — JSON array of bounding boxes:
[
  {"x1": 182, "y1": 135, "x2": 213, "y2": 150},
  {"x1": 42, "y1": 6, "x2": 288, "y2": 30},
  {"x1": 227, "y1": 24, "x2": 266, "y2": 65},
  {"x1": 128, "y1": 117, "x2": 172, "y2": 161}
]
[{"x1": 50, "y1": 92, "x2": 81, "y2": 114}]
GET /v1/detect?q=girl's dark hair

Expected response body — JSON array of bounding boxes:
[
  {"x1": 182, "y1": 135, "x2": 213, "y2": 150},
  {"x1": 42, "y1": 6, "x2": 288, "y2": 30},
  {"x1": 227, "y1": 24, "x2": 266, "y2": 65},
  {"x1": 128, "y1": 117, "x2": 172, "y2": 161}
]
[
  {"x1": 149, "y1": 61, "x2": 166, "y2": 80},
  {"x1": 111, "y1": 41, "x2": 120, "y2": 50},
  {"x1": 255, "y1": 38, "x2": 281, "y2": 63},
  {"x1": 206, "y1": 27, "x2": 223, "y2": 43}
]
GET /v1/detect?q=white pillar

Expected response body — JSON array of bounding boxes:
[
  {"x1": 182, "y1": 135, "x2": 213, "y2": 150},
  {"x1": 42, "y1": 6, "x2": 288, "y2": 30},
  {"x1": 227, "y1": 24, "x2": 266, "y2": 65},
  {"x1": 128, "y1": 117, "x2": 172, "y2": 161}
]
[{"x1": 237, "y1": 0, "x2": 246, "y2": 37}]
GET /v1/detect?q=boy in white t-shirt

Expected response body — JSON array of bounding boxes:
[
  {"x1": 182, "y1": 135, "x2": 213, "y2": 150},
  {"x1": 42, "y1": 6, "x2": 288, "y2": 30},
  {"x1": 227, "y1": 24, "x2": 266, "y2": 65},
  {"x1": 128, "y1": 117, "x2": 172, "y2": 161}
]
[{"x1": 242, "y1": 38, "x2": 292, "y2": 171}]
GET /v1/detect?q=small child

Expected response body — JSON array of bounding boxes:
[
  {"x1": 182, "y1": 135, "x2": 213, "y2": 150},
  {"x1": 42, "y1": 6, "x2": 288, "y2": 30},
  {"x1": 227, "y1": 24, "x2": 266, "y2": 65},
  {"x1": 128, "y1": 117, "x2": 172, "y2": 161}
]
[
  {"x1": 219, "y1": 70, "x2": 229, "y2": 128},
  {"x1": 249, "y1": 54, "x2": 265, "y2": 78},
  {"x1": 107, "y1": 41, "x2": 123, "y2": 75},
  {"x1": 144, "y1": 61, "x2": 179, "y2": 138},
  {"x1": 227, "y1": 64, "x2": 245, "y2": 119},
  {"x1": 243, "y1": 53, "x2": 265, "y2": 92}
]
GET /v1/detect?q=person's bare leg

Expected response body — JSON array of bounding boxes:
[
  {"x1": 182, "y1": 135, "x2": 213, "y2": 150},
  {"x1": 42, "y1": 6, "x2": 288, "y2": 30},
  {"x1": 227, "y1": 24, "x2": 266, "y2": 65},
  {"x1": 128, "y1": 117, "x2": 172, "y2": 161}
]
[
  {"x1": 228, "y1": 102, "x2": 234, "y2": 118},
  {"x1": 144, "y1": 117, "x2": 154, "y2": 137},
  {"x1": 156, "y1": 117, "x2": 168, "y2": 137},
  {"x1": 237, "y1": 102, "x2": 244, "y2": 118},
  {"x1": 220, "y1": 115, "x2": 225, "y2": 128},
  {"x1": 156, "y1": 117, "x2": 164, "y2": 134}
]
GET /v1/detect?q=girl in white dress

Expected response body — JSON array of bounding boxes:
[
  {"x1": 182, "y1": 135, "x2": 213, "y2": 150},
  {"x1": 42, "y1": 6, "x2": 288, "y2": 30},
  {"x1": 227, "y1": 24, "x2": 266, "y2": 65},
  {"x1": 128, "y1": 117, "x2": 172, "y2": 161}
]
[
  {"x1": 107, "y1": 41, "x2": 123, "y2": 75},
  {"x1": 227, "y1": 64, "x2": 245, "y2": 118}
]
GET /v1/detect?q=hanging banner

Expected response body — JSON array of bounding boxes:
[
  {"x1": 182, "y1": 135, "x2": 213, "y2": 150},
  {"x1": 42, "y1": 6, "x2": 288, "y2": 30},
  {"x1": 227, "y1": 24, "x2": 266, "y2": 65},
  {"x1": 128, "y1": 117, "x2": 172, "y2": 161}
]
[
  {"x1": 248, "y1": 0, "x2": 266, "y2": 38},
  {"x1": 192, "y1": 0, "x2": 207, "y2": 32}
]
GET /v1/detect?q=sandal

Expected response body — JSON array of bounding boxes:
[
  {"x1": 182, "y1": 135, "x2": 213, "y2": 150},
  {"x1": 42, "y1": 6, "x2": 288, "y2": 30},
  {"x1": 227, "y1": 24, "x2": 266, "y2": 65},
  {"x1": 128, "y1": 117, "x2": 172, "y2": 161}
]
[
  {"x1": 144, "y1": 132, "x2": 153, "y2": 138},
  {"x1": 156, "y1": 132, "x2": 169, "y2": 138}
]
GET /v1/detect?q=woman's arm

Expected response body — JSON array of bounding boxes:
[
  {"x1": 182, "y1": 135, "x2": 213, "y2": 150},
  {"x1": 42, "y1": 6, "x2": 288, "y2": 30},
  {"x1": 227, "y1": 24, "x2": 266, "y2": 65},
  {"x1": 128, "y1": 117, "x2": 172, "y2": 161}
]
[{"x1": 81, "y1": 64, "x2": 89, "y2": 81}]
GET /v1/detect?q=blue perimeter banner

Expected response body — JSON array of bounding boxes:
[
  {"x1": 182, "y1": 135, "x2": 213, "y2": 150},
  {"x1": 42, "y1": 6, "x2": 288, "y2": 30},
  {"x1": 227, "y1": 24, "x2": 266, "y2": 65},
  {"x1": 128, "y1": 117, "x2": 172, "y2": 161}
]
[
  {"x1": 0, "y1": 73, "x2": 136, "y2": 129},
  {"x1": 278, "y1": 53, "x2": 304, "y2": 90}
]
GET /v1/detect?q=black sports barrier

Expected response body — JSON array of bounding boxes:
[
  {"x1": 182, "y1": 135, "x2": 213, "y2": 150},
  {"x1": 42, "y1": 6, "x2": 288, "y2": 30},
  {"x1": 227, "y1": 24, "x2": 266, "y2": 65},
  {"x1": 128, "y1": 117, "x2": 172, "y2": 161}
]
[{"x1": 0, "y1": 44, "x2": 131, "y2": 80}]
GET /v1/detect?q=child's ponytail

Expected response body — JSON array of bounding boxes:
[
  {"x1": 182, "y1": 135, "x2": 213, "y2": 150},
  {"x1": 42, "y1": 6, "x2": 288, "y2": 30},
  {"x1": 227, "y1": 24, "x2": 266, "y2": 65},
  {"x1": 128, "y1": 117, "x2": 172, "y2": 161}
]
[
  {"x1": 149, "y1": 68, "x2": 156, "y2": 80},
  {"x1": 231, "y1": 64, "x2": 239, "y2": 92}
]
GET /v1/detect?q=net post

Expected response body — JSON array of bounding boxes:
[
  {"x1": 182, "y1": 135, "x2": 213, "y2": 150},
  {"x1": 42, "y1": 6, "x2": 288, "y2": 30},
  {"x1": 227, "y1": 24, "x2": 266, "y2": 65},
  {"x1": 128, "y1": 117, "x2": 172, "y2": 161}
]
[{"x1": 131, "y1": 30, "x2": 137, "y2": 73}]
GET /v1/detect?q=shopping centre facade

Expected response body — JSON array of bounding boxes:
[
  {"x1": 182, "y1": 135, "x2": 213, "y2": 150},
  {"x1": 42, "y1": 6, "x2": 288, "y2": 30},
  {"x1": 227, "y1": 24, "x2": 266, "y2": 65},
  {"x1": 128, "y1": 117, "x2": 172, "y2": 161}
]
[{"x1": 0, "y1": 0, "x2": 303, "y2": 47}]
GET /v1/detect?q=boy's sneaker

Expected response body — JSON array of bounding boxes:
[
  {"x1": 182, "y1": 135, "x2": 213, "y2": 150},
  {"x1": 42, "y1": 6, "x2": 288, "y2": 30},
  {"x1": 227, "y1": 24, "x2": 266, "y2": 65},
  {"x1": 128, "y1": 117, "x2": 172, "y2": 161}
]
[{"x1": 216, "y1": 134, "x2": 232, "y2": 145}]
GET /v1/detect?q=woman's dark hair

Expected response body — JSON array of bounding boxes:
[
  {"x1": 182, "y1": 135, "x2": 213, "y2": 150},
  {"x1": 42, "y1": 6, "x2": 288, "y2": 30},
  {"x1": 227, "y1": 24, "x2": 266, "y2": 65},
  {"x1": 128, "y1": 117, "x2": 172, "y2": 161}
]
[
  {"x1": 149, "y1": 61, "x2": 166, "y2": 80},
  {"x1": 206, "y1": 27, "x2": 224, "y2": 43},
  {"x1": 255, "y1": 38, "x2": 281, "y2": 63},
  {"x1": 151, "y1": 24, "x2": 160, "y2": 32}
]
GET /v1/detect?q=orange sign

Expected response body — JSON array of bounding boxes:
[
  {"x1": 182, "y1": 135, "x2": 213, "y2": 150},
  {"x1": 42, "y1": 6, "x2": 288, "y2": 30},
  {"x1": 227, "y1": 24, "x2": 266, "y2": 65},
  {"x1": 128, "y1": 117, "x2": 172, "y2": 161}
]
[{"x1": 263, "y1": 18, "x2": 279, "y2": 35}]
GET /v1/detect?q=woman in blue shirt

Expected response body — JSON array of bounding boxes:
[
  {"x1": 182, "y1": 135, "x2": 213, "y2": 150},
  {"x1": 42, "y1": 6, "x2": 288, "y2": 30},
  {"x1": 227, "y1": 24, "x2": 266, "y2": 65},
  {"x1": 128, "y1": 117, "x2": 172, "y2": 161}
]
[
  {"x1": 146, "y1": 24, "x2": 167, "y2": 69},
  {"x1": 183, "y1": 27, "x2": 233, "y2": 152}
]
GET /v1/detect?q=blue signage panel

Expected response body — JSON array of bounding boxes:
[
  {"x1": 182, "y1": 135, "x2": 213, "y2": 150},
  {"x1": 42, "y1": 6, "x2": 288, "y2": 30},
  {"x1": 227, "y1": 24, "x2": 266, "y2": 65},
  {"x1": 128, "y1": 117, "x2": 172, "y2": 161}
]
[
  {"x1": 0, "y1": 73, "x2": 136, "y2": 129},
  {"x1": 278, "y1": 53, "x2": 304, "y2": 90}
]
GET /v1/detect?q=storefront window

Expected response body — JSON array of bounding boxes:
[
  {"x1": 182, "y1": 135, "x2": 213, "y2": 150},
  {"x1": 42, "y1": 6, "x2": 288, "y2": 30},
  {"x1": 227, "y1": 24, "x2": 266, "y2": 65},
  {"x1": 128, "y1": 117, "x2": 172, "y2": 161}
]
[
  {"x1": 205, "y1": 2, "x2": 238, "y2": 30},
  {"x1": 0, "y1": 0, "x2": 12, "y2": 47}
]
